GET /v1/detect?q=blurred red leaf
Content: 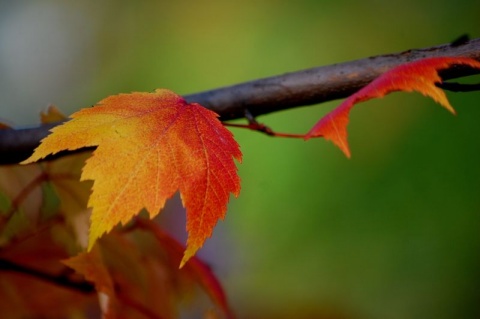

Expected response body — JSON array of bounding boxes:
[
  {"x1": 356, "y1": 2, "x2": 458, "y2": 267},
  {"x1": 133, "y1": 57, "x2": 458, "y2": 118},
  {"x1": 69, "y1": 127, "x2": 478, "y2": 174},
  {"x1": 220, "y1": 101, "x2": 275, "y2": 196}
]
[
  {"x1": 0, "y1": 230, "x2": 97, "y2": 319},
  {"x1": 63, "y1": 222, "x2": 235, "y2": 319},
  {"x1": 62, "y1": 246, "x2": 116, "y2": 317},
  {"x1": 135, "y1": 218, "x2": 235, "y2": 319}
]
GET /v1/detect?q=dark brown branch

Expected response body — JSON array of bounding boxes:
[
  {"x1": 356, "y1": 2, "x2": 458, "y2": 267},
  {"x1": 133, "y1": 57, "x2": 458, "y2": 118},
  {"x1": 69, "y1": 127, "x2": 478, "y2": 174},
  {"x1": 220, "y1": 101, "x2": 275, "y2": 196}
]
[
  {"x1": 0, "y1": 257, "x2": 95, "y2": 294},
  {"x1": 1, "y1": 38, "x2": 480, "y2": 164}
]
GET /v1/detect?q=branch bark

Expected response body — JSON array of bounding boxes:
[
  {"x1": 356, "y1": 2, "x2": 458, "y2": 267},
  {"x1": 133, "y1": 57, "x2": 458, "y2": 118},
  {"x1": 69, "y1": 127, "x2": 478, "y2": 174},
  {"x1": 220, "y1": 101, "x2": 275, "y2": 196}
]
[{"x1": 1, "y1": 38, "x2": 480, "y2": 164}]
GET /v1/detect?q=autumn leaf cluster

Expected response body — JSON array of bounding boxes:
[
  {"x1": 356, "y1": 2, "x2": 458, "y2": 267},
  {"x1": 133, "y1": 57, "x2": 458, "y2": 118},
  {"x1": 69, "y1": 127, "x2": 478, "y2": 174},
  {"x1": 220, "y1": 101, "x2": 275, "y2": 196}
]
[
  {"x1": 1, "y1": 56, "x2": 479, "y2": 318},
  {"x1": 1, "y1": 107, "x2": 234, "y2": 318}
]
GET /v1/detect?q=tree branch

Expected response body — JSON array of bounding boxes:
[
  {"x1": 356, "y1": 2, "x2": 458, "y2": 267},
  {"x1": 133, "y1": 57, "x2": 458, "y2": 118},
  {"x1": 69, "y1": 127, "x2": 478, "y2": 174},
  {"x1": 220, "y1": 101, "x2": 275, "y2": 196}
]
[
  {"x1": 1, "y1": 38, "x2": 480, "y2": 164},
  {"x1": 0, "y1": 257, "x2": 94, "y2": 294}
]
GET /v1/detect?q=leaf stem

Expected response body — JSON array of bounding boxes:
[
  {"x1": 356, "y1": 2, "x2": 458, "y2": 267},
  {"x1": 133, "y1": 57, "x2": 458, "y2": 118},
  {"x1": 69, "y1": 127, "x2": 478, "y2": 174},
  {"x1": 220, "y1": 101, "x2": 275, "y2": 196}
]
[{"x1": 223, "y1": 122, "x2": 306, "y2": 138}]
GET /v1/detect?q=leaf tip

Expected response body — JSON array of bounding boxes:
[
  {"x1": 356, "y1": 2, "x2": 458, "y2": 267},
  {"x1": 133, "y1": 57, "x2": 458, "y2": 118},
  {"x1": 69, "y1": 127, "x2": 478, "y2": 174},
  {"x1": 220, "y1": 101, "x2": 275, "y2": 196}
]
[
  {"x1": 87, "y1": 223, "x2": 104, "y2": 252},
  {"x1": 86, "y1": 239, "x2": 95, "y2": 252},
  {"x1": 305, "y1": 122, "x2": 352, "y2": 158},
  {"x1": 180, "y1": 241, "x2": 203, "y2": 268},
  {"x1": 19, "y1": 153, "x2": 43, "y2": 165},
  {"x1": 329, "y1": 137, "x2": 351, "y2": 158},
  {"x1": 444, "y1": 103, "x2": 457, "y2": 116},
  {"x1": 341, "y1": 145, "x2": 352, "y2": 158},
  {"x1": 179, "y1": 249, "x2": 195, "y2": 269}
]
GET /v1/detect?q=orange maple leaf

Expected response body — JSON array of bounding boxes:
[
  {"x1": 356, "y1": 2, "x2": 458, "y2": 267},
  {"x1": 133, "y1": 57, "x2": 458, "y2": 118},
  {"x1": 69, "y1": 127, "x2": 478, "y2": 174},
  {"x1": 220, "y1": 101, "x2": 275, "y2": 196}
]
[
  {"x1": 305, "y1": 57, "x2": 480, "y2": 157},
  {"x1": 22, "y1": 89, "x2": 242, "y2": 266}
]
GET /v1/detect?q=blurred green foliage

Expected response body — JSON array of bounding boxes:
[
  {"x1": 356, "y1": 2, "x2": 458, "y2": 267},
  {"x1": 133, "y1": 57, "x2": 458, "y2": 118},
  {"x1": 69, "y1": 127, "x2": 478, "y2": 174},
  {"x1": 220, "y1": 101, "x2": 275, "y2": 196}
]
[{"x1": 1, "y1": 1, "x2": 479, "y2": 318}]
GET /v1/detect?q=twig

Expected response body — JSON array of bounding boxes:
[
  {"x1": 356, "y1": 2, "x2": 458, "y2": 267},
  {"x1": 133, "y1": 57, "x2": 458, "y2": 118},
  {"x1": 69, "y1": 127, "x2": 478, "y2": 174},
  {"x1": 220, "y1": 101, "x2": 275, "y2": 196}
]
[
  {"x1": 436, "y1": 81, "x2": 480, "y2": 92},
  {"x1": 1, "y1": 38, "x2": 480, "y2": 164},
  {"x1": 0, "y1": 257, "x2": 94, "y2": 294}
]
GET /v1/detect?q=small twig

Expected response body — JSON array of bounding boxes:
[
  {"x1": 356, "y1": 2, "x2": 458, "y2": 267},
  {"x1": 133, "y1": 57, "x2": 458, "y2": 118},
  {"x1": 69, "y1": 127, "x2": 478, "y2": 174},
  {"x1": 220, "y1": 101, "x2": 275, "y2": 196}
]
[
  {"x1": 436, "y1": 81, "x2": 480, "y2": 92},
  {"x1": 0, "y1": 257, "x2": 95, "y2": 294},
  {"x1": 223, "y1": 109, "x2": 307, "y2": 138}
]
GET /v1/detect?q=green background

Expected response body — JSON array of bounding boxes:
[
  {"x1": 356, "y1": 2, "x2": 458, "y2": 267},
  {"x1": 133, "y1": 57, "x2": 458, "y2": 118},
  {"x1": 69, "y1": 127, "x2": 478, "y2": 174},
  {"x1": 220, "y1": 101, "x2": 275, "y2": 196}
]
[{"x1": 1, "y1": 1, "x2": 479, "y2": 318}]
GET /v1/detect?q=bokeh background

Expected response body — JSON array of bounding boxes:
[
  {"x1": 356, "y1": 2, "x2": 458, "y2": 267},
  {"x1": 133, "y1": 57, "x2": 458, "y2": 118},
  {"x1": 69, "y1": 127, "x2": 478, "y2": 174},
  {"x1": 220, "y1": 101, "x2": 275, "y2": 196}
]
[{"x1": 1, "y1": 1, "x2": 480, "y2": 318}]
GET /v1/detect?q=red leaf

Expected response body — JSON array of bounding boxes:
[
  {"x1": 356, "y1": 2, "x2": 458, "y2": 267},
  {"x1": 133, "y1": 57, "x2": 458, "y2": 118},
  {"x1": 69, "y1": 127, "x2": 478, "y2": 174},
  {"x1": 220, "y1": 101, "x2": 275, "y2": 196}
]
[
  {"x1": 135, "y1": 218, "x2": 235, "y2": 319},
  {"x1": 305, "y1": 57, "x2": 480, "y2": 157}
]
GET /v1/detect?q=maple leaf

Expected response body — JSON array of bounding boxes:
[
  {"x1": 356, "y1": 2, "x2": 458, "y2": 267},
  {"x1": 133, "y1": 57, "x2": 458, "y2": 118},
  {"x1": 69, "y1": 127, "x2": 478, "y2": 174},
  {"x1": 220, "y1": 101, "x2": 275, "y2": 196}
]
[
  {"x1": 305, "y1": 57, "x2": 480, "y2": 157},
  {"x1": 22, "y1": 89, "x2": 242, "y2": 266}
]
